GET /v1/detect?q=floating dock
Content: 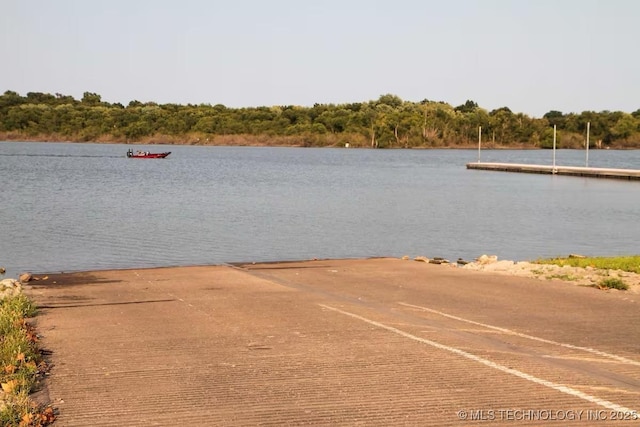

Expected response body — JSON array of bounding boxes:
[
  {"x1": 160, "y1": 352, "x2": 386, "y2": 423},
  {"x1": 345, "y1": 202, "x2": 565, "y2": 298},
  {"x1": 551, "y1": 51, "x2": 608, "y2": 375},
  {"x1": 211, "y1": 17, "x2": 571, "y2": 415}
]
[{"x1": 467, "y1": 162, "x2": 640, "y2": 181}]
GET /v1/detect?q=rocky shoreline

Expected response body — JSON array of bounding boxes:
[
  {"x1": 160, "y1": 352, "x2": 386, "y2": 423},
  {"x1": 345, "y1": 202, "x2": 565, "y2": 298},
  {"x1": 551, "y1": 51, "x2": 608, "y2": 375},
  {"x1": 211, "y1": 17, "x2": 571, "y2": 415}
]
[{"x1": 410, "y1": 254, "x2": 640, "y2": 293}]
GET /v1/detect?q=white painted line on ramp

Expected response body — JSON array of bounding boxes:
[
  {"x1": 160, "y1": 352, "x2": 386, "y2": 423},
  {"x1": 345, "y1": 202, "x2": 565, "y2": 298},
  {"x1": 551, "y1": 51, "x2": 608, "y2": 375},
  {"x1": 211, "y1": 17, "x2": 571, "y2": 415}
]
[
  {"x1": 399, "y1": 302, "x2": 640, "y2": 366},
  {"x1": 320, "y1": 304, "x2": 637, "y2": 414}
]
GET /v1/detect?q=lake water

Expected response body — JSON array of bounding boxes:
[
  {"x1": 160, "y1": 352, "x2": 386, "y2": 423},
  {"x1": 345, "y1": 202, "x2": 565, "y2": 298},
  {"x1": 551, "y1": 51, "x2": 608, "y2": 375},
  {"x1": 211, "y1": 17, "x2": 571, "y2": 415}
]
[{"x1": 1, "y1": 141, "x2": 639, "y2": 278}]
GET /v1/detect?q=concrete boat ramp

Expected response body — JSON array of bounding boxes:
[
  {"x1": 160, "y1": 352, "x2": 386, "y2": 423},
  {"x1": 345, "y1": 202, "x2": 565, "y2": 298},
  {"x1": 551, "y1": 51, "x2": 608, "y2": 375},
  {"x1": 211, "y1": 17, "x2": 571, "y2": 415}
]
[
  {"x1": 467, "y1": 162, "x2": 640, "y2": 180},
  {"x1": 26, "y1": 258, "x2": 640, "y2": 425}
]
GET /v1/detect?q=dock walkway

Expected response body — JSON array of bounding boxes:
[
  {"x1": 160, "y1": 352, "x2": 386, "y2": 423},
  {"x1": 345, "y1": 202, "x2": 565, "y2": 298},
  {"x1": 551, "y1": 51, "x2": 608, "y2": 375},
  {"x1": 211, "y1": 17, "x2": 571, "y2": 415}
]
[{"x1": 467, "y1": 162, "x2": 640, "y2": 180}]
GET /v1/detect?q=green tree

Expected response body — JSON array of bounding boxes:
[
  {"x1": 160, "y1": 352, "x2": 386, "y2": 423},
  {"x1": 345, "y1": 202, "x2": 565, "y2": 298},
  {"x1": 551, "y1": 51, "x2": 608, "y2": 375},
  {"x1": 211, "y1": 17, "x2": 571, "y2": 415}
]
[
  {"x1": 543, "y1": 110, "x2": 565, "y2": 128},
  {"x1": 489, "y1": 107, "x2": 516, "y2": 145},
  {"x1": 376, "y1": 94, "x2": 403, "y2": 108},
  {"x1": 26, "y1": 92, "x2": 56, "y2": 105},
  {"x1": 81, "y1": 92, "x2": 102, "y2": 106},
  {"x1": 454, "y1": 100, "x2": 479, "y2": 113},
  {"x1": 0, "y1": 90, "x2": 25, "y2": 108},
  {"x1": 316, "y1": 109, "x2": 351, "y2": 133},
  {"x1": 611, "y1": 113, "x2": 638, "y2": 141}
]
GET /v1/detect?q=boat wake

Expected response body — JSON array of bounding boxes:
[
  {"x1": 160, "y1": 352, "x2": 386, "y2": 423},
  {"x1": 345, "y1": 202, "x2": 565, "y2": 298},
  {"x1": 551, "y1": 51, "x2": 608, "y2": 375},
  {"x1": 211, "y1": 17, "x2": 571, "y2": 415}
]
[{"x1": 0, "y1": 154, "x2": 123, "y2": 158}]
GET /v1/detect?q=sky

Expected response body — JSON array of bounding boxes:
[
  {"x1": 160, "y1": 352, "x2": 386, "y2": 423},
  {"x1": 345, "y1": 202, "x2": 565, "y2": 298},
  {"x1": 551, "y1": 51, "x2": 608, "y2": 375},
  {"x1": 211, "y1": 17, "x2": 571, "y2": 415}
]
[{"x1": 2, "y1": 0, "x2": 639, "y2": 118}]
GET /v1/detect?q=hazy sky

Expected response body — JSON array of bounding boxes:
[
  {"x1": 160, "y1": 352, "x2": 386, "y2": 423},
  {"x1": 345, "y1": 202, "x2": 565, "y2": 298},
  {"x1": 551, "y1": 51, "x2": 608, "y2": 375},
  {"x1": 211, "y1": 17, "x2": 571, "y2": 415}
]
[{"x1": 2, "y1": 0, "x2": 639, "y2": 117}]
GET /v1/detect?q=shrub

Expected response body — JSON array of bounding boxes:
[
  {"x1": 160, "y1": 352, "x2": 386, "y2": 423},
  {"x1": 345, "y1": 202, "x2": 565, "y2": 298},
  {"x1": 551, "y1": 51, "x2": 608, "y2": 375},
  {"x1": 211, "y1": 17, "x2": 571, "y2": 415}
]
[
  {"x1": 598, "y1": 278, "x2": 629, "y2": 291},
  {"x1": 1, "y1": 294, "x2": 54, "y2": 426}
]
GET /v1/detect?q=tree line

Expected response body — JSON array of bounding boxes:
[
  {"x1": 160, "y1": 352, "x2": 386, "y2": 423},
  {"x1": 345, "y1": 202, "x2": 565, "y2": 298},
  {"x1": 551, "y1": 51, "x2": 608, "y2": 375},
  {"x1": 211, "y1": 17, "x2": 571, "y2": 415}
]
[{"x1": 1, "y1": 90, "x2": 639, "y2": 148}]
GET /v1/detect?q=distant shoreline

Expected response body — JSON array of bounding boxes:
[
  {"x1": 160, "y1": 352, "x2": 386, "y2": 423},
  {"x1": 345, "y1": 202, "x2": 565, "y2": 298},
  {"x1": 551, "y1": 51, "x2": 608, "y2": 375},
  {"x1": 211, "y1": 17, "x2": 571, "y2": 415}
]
[
  {"x1": 3, "y1": 92, "x2": 640, "y2": 149},
  {"x1": 2, "y1": 136, "x2": 633, "y2": 150}
]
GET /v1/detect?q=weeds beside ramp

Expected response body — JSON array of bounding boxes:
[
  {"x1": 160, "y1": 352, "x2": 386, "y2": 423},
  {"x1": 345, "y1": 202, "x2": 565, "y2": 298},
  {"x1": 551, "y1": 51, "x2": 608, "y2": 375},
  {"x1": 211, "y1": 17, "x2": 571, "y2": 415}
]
[{"x1": 26, "y1": 258, "x2": 640, "y2": 425}]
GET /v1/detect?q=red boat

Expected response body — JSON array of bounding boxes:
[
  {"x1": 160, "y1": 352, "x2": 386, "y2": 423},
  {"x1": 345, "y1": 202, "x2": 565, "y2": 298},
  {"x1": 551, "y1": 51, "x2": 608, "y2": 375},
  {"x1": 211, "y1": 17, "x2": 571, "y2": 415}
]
[{"x1": 126, "y1": 149, "x2": 171, "y2": 159}]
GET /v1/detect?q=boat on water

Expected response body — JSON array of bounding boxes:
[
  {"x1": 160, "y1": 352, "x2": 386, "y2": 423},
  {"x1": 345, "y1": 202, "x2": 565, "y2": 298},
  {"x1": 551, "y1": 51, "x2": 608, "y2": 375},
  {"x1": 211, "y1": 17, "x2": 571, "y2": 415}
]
[{"x1": 126, "y1": 149, "x2": 171, "y2": 159}]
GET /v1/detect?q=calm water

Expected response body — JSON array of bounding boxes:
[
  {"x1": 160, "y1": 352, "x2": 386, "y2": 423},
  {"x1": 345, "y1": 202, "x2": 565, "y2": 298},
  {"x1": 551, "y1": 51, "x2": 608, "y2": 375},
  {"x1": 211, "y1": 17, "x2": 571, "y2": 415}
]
[{"x1": 1, "y1": 142, "x2": 639, "y2": 278}]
